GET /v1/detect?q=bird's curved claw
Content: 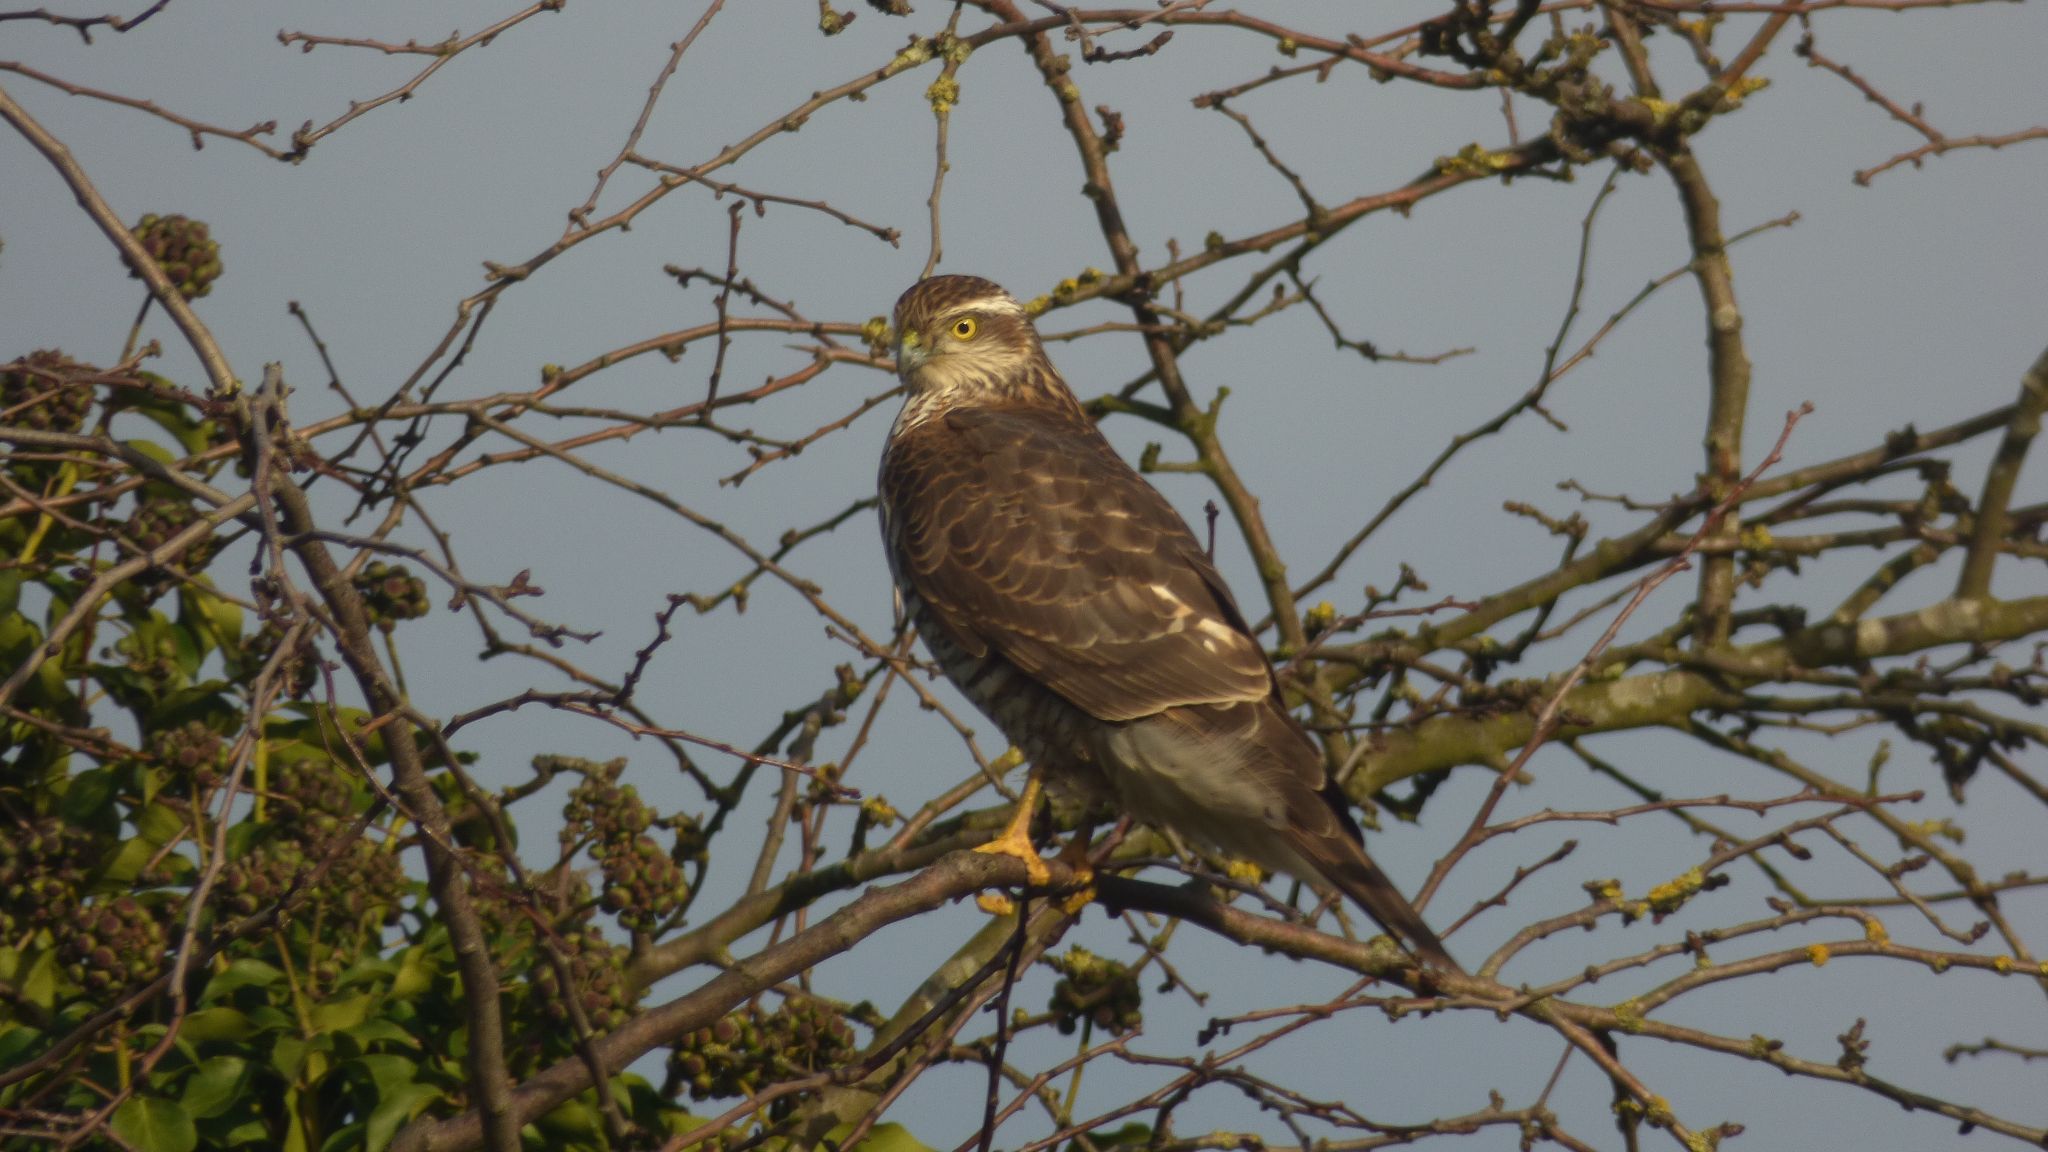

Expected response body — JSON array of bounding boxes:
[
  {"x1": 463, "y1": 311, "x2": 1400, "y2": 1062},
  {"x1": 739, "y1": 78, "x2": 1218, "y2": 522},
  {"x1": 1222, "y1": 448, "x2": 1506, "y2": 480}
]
[
  {"x1": 974, "y1": 824, "x2": 1052, "y2": 887},
  {"x1": 1053, "y1": 833, "x2": 1096, "y2": 913}
]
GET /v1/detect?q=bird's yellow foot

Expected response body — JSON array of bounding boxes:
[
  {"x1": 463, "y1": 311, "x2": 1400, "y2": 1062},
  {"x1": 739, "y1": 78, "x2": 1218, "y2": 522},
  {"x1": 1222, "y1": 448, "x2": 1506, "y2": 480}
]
[
  {"x1": 1054, "y1": 833, "x2": 1096, "y2": 913},
  {"x1": 1056, "y1": 864, "x2": 1095, "y2": 914},
  {"x1": 975, "y1": 769, "x2": 1051, "y2": 890},
  {"x1": 1222, "y1": 857, "x2": 1267, "y2": 883},
  {"x1": 974, "y1": 823, "x2": 1052, "y2": 887}
]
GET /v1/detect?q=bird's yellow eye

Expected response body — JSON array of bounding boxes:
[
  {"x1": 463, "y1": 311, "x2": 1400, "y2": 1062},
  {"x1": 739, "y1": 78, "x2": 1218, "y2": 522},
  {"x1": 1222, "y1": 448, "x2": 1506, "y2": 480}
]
[{"x1": 950, "y1": 316, "x2": 979, "y2": 341}]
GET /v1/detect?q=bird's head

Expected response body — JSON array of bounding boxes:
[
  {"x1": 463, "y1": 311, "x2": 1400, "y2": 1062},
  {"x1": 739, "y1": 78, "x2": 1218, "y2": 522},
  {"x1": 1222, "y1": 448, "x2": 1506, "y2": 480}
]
[{"x1": 891, "y1": 275, "x2": 1048, "y2": 403}]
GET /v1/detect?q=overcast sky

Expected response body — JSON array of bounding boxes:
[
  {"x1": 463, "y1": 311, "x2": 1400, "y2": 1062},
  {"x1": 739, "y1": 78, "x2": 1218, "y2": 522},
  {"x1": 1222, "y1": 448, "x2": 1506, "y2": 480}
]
[{"x1": 5, "y1": 1, "x2": 2046, "y2": 1147}]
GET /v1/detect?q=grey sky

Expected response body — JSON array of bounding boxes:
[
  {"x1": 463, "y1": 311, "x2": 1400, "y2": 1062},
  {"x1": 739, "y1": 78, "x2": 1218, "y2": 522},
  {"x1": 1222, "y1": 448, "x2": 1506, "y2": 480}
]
[{"x1": 4, "y1": 0, "x2": 2046, "y2": 1146}]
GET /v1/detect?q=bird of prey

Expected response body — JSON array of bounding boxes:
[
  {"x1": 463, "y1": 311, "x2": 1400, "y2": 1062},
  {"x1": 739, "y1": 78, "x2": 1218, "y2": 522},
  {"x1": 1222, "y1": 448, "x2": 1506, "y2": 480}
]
[{"x1": 878, "y1": 274, "x2": 1454, "y2": 969}]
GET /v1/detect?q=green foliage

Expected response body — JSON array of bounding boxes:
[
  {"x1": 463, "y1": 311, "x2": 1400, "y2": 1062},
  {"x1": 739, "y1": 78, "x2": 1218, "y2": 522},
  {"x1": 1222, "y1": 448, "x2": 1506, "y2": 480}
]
[
  {"x1": 1, "y1": 352, "x2": 94, "y2": 435},
  {"x1": 1045, "y1": 946, "x2": 1142, "y2": 1037},
  {"x1": 665, "y1": 998, "x2": 857, "y2": 1117},
  {"x1": 130, "y1": 215, "x2": 224, "y2": 301},
  {"x1": 351, "y1": 563, "x2": 430, "y2": 634},
  {"x1": 0, "y1": 373, "x2": 701, "y2": 1151}
]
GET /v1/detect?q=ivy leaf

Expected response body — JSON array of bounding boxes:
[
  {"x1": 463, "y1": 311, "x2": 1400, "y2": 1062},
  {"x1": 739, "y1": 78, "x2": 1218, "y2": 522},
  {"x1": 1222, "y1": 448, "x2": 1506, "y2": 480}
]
[
  {"x1": 120, "y1": 437, "x2": 180, "y2": 468},
  {"x1": 268, "y1": 704, "x2": 386, "y2": 769},
  {"x1": 270, "y1": 1034, "x2": 307, "y2": 1081},
  {"x1": 101, "y1": 836, "x2": 163, "y2": 887},
  {"x1": 178, "y1": 580, "x2": 243, "y2": 654},
  {"x1": 389, "y1": 945, "x2": 439, "y2": 1001},
  {"x1": 364, "y1": 1083, "x2": 442, "y2": 1152},
  {"x1": 111, "y1": 1096, "x2": 198, "y2": 1152},
  {"x1": 309, "y1": 992, "x2": 377, "y2": 1034},
  {"x1": 115, "y1": 384, "x2": 216, "y2": 457},
  {"x1": 0, "y1": 611, "x2": 72, "y2": 711},
  {"x1": 3, "y1": 946, "x2": 61, "y2": 1010},
  {"x1": 343, "y1": 1018, "x2": 417, "y2": 1052},
  {"x1": 134, "y1": 803, "x2": 187, "y2": 847},
  {"x1": 58, "y1": 766, "x2": 120, "y2": 825},
  {"x1": 281, "y1": 1085, "x2": 310, "y2": 1152},
  {"x1": 350, "y1": 1052, "x2": 420, "y2": 1098},
  {"x1": 180, "y1": 1055, "x2": 251, "y2": 1119},
  {"x1": 201, "y1": 958, "x2": 285, "y2": 1002},
  {"x1": 534, "y1": 1097, "x2": 605, "y2": 1144},
  {"x1": 180, "y1": 1006, "x2": 257, "y2": 1044},
  {"x1": 0, "y1": 1024, "x2": 45, "y2": 1068}
]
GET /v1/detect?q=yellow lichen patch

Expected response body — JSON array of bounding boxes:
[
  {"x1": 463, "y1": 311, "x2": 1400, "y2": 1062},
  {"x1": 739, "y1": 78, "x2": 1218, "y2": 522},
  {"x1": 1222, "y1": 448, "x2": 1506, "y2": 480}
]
[
  {"x1": 1435, "y1": 142, "x2": 1516, "y2": 177},
  {"x1": 860, "y1": 796, "x2": 900, "y2": 827},
  {"x1": 891, "y1": 39, "x2": 934, "y2": 71},
  {"x1": 925, "y1": 75, "x2": 961, "y2": 114},
  {"x1": 1909, "y1": 817, "x2": 1964, "y2": 843},
  {"x1": 1721, "y1": 75, "x2": 1771, "y2": 110},
  {"x1": 1993, "y1": 955, "x2": 2014, "y2": 974},
  {"x1": 1023, "y1": 295, "x2": 1051, "y2": 316},
  {"x1": 1863, "y1": 919, "x2": 1889, "y2": 945},
  {"x1": 860, "y1": 316, "x2": 892, "y2": 356},
  {"x1": 1639, "y1": 97, "x2": 1678, "y2": 124},
  {"x1": 1679, "y1": 13, "x2": 1723, "y2": 41},
  {"x1": 1739, "y1": 523, "x2": 1774, "y2": 550},
  {"x1": 1806, "y1": 943, "x2": 1831, "y2": 967},
  {"x1": 1586, "y1": 878, "x2": 1624, "y2": 903},
  {"x1": 1612, "y1": 1001, "x2": 1645, "y2": 1033},
  {"x1": 1646, "y1": 867, "x2": 1706, "y2": 914}
]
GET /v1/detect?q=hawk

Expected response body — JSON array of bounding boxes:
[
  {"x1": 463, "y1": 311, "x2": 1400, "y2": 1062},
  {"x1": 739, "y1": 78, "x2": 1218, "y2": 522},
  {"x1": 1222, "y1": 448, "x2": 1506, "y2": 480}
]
[{"x1": 879, "y1": 274, "x2": 1454, "y2": 969}]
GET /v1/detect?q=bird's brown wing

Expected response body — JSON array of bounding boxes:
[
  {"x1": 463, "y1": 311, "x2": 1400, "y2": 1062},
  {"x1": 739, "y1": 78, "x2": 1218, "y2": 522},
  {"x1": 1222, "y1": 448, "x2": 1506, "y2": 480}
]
[
  {"x1": 882, "y1": 405, "x2": 1271, "y2": 723},
  {"x1": 884, "y1": 403, "x2": 1456, "y2": 969}
]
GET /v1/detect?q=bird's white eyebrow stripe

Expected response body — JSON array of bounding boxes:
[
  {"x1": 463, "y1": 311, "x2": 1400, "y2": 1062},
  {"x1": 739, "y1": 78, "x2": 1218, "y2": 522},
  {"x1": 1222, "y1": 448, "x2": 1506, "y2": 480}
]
[{"x1": 948, "y1": 294, "x2": 1024, "y2": 318}]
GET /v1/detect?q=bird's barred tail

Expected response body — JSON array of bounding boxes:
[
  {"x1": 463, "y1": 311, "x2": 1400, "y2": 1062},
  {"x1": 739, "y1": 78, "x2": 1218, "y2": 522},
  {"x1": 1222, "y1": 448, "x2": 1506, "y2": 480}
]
[{"x1": 1321, "y1": 848, "x2": 1460, "y2": 973}]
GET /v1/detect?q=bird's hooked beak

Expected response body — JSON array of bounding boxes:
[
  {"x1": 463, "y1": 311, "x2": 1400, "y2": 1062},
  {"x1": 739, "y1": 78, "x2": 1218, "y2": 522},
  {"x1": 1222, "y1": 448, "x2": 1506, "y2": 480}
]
[{"x1": 896, "y1": 329, "x2": 929, "y2": 377}]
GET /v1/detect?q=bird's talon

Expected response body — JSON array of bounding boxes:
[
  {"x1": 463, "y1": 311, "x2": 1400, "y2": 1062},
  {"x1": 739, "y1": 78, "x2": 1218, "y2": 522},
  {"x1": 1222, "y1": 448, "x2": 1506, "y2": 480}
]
[
  {"x1": 1222, "y1": 857, "x2": 1266, "y2": 883},
  {"x1": 974, "y1": 830, "x2": 1052, "y2": 886},
  {"x1": 1059, "y1": 866, "x2": 1096, "y2": 914}
]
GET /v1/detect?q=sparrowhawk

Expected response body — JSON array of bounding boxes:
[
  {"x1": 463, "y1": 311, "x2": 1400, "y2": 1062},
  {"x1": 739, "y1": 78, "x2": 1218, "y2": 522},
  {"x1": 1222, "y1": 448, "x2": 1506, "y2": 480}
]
[{"x1": 878, "y1": 274, "x2": 1453, "y2": 969}]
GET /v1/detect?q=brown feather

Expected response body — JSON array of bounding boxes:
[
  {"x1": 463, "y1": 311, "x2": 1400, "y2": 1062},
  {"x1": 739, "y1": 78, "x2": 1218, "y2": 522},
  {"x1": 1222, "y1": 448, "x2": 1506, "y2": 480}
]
[{"x1": 884, "y1": 406, "x2": 1271, "y2": 721}]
